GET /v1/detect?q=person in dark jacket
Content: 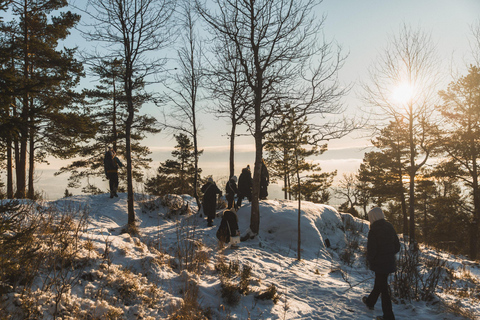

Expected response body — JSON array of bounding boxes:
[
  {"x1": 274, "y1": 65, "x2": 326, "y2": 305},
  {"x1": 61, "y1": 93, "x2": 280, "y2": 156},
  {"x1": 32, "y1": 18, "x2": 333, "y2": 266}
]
[
  {"x1": 237, "y1": 165, "x2": 252, "y2": 208},
  {"x1": 225, "y1": 175, "x2": 238, "y2": 210},
  {"x1": 260, "y1": 159, "x2": 269, "y2": 200},
  {"x1": 362, "y1": 207, "x2": 400, "y2": 320},
  {"x1": 104, "y1": 147, "x2": 124, "y2": 198},
  {"x1": 201, "y1": 177, "x2": 222, "y2": 227},
  {"x1": 216, "y1": 208, "x2": 240, "y2": 245}
]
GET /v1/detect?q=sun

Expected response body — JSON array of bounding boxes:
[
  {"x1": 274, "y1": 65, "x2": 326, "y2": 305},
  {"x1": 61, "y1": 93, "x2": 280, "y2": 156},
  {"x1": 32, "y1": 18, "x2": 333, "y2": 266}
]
[{"x1": 391, "y1": 82, "x2": 415, "y2": 105}]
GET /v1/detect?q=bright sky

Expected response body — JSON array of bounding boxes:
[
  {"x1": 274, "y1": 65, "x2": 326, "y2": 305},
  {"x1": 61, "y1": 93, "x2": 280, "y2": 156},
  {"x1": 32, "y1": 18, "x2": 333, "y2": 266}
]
[{"x1": 32, "y1": 0, "x2": 480, "y2": 200}]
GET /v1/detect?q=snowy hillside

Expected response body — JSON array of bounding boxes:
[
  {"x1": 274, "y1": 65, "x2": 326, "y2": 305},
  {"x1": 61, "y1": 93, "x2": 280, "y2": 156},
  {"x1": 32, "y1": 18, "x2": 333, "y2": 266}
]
[{"x1": 1, "y1": 193, "x2": 479, "y2": 319}]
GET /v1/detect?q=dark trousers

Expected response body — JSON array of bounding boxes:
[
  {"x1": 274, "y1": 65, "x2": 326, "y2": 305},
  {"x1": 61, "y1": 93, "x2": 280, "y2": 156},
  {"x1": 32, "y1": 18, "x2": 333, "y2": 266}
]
[
  {"x1": 108, "y1": 173, "x2": 119, "y2": 193},
  {"x1": 236, "y1": 195, "x2": 244, "y2": 208},
  {"x1": 226, "y1": 194, "x2": 237, "y2": 210},
  {"x1": 236, "y1": 193, "x2": 251, "y2": 208},
  {"x1": 366, "y1": 273, "x2": 395, "y2": 320}
]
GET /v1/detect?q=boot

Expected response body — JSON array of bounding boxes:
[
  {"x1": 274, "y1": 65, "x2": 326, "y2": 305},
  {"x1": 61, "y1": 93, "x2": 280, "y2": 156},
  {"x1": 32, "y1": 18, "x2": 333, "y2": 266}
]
[{"x1": 362, "y1": 296, "x2": 374, "y2": 310}]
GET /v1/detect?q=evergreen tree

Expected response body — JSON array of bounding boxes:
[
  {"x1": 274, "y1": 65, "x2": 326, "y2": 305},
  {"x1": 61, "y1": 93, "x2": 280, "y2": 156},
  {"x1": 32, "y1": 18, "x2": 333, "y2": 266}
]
[
  {"x1": 436, "y1": 65, "x2": 480, "y2": 259},
  {"x1": 0, "y1": 26, "x2": 19, "y2": 199},
  {"x1": 265, "y1": 109, "x2": 336, "y2": 203},
  {"x1": 145, "y1": 133, "x2": 202, "y2": 196},
  {"x1": 426, "y1": 163, "x2": 468, "y2": 254},
  {"x1": 1, "y1": 0, "x2": 92, "y2": 199},
  {"x1": 55, "y1": 58, "x2": 161, "y2": 193},
  {"x1": 357, "y1": 121, "x2": 410, "y2": 232}
]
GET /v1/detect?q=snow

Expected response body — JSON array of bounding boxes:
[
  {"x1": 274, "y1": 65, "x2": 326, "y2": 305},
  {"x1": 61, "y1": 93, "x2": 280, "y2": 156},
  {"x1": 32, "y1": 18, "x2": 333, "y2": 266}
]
[{"x1": 2, "y1": 193, "x2": 479, "y2": 319}]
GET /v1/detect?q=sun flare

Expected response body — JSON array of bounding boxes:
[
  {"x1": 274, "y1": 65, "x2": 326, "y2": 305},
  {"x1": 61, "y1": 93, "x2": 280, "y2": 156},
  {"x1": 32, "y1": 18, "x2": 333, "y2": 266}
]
[{"x1": 391, "y1": 82, "x2": 414, "y2": 105}]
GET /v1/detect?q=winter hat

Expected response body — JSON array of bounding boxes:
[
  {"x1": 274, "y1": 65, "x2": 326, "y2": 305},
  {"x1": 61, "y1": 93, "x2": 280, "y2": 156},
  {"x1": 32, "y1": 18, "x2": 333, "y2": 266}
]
[
  {"x1": 367, "y1": 207, "x2": 385, "y2": 224},
  {"x1": 231, "y1": 175, "x2": 237, "y2": 182},
  {"x1": 208, "y1": 177, "x2": 214, "y2": 183},
  {"x1": 247, "y1": 165, "x2": 250, "y2": 170}
]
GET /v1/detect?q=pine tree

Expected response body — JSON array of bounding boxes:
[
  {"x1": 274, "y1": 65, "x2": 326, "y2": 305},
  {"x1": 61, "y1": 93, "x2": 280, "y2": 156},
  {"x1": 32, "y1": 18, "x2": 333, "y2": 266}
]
[
  {"x1": 358, "y1": 121, "x2": 410, "y2": 232},
  {"x1": 436, "y1": 65, "x2": 480, "y2": 259},
  {"x1": 1, "y1": 0, "x2": 92, "y2": 199},
  {"x1": 265, "y1": 109, "x2": 335, "y2": 202},
  {"x1": 145, "y1": 133, "x2": 202, "y2": 196},
  {"x1": 55, "y1": 58, "x2": 160, "y2": 193}
]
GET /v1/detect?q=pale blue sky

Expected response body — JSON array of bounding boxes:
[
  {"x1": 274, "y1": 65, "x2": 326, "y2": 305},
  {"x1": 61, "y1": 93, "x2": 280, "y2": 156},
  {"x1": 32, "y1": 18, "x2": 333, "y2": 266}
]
[{"x1": 31, "y1": 0, "x2": 480, "y2": 200}]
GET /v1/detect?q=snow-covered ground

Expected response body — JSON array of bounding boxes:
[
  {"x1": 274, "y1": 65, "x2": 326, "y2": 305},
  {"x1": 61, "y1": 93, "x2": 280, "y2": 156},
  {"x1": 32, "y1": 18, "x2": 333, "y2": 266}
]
[{"x1": 1, "y1": 193, "x2": 479, "y2": 319}]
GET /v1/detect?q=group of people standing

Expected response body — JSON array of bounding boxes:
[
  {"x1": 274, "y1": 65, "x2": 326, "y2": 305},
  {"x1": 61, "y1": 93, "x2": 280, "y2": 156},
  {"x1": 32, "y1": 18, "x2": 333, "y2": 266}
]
[{"x1": 201, "y1": 160, "x2": 270, "y2": 227}]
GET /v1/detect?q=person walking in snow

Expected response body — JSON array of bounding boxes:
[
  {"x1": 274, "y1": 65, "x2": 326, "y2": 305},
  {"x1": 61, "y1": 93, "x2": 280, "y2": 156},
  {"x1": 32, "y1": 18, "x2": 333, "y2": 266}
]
[
  {"x1": 260, "y1": 159, "x2": 269, "y2": 200},
  {"x1": 104, "y1": 147, "x2": 124, "y2": 198},
  {"x1": 225, "y1": 175, "x2": 239, "y2": 210},
  {"x1": 201, "y1": 177, "x2": 222, "y2": 227},
  {"x1": 237, "y1": 165, "x2": 252, "y2": 208},
  {"x1": 362, "y1": 207, "x2": 400, "y2": 320},
  {"x1": 216, "y1": 208, "x2": 240, "y2": 245}
]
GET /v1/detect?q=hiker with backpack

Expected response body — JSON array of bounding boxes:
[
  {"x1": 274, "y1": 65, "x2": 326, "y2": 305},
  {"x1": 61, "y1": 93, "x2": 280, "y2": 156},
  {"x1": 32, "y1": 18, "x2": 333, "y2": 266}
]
[{"x1": 216, "y1": 208, "x2": 240, "y2": 246}]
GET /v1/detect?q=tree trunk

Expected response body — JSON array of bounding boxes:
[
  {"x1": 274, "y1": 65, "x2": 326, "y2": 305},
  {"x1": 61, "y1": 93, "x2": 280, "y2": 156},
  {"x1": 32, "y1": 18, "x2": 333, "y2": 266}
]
[
  {"x1": 229, "y1": 122, "x2": 236, "y2": 179},
  {"x1": 295, "y1": 144, "x2": 301, "y2": 261},
  {"x1": 423, "y1": 197, "x2": 428, "y2": 243},
  {"x1": 112, "y1": 77, "x2": 118, "y2": 151},
  {"x1": 400, "y1": 191, "x2": 408, "y2": 236},
  {"x1": 16, "y1": 107, "x2": 28, "y2": 199},
  {"x1": 16, "y1": 1, "x2": 29, "y2": 199},
  {"x1": 125, "y1": 68, "x2": 135, "y2": 227},
  {"x1": 193, "y1": 129, "x2": 201, "y2": 212},
  {"x1": 408, "y1": 110, "x2": 416, "y2": 245},
  {"x1": 283, "y1": 147, "x2": 288, "y2": 199},
  {"x1": 27, "y1": 123, "x2": 35, "y2": 199},
  {"x1": 6, "y1": 135, "x2": 13, "y2": 199},
  {"x1": 250, "y1": 121, "x2": 262, "y2": 235},
  {"x1": 470, "y1": 134, "x2": 479, "y2": 259}
]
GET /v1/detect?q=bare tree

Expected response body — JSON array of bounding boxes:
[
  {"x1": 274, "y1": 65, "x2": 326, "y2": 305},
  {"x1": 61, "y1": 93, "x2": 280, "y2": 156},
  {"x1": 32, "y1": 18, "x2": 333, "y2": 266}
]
[
  {"x1": 336, "y1": 173, "x2": 360, "y2": 215},
  {"x1": 79, "y1": 0, "x2": 176, "y2": 228},
  {"x1": 470, "y1": 19, "x2": 480, "y2": 66},
  {"x1": 204, "y1": 38, "x2": 249, "y2": 179},
  {"x1": 196, "y1": 0, "x2": 351, "y2": 238},
  {"x1": 161, "y1": 0, "x2": 203, "y2": 210},
  {"x1": 362, "y1": 24, "x2": 441, "y2": 244}
]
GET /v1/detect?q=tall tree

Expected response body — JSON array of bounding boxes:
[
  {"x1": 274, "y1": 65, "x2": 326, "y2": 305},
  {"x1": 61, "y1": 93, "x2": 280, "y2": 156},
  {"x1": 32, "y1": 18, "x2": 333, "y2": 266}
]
[
  {"x1": 361, "y1": 121, "x2": 410, "y2": 233},
  {"x1": 196, "y1": 0, "x2": 350, "y2": 237},
  {"x1": 362, "y1": 24, "x2": 440, "y2": 244},
  {"x1": 205, "y1": 38, "x2": 249, "y2": 179},
  {"x1": 81, "y1": 0, "x2": 176, "y2": 228},
  {"x1": 55, "y1": 58, "x2": 161, "y2": 193},
  {"x1": 0, "y1": 22, "x2": 18, "y2": 199},
  {"x1": 436, "y1": 65, "x2": 480, "y2": 259},
  {"x1": 161, "y1": 0, "x2": 203, "y2": 209},
  {"x1": 2, "y1": 0, "x2": 90, "y2": 199}
]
